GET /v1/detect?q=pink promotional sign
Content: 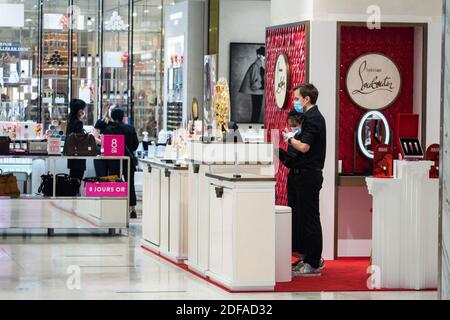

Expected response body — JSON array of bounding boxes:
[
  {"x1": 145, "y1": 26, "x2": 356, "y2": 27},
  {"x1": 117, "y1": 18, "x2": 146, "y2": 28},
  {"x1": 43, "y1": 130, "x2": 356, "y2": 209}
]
[
  {"x1": 103, "y1": 135, "x2": 125, "y2": 157},
  {"x1": 85, "y1": 182, "x2": 128, "y2": 197}
]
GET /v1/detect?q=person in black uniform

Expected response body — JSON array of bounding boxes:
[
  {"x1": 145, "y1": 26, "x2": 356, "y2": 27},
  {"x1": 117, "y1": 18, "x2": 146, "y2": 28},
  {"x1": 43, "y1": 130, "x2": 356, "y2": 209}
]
[
  {"x1": 66, "y1": 99, "x2": 87, "y2": 182},
  {"x1": 279, "y1": 109, "x2": 305, "y2": 261},
  {"x1": 104, "y1": 108, "x2": 139, "y2": 219},
  {"x1": 283, "y1": 83, "x2": 326, "y2": 277}
]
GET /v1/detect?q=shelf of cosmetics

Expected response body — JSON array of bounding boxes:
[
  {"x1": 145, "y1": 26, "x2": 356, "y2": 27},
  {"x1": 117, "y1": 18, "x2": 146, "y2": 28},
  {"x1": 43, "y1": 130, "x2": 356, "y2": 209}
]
[
  {"x1": 370, "y1": 141, "x2": 440, "y2": 179},
  {"x1": 138, "y1": 125, "x2": 267, "y2": 161},
  {"x1": 0, "y1": 121, "x2": 68, "y2": 155},
  {"x1": 46, "y1": 53, "x2": 101, "y2": 68}
]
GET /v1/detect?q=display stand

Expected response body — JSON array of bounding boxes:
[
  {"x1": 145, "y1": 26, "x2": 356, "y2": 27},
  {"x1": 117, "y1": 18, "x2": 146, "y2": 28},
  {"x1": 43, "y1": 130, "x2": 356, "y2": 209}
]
[
  {"x1": 205, "y1": 173, "x2": 276, "y2": 291},
  {"x1": 0, "y1": 155, "x2": 130, "y2": 235},
  {"x1": 366, "y1": 160, "x2": 438, "y2": 289},
  {"x1": 140, "y1": 158, "x2": 189, "y2": 263},
  {"x1": 185, "y1": 141, "x2": 274, "y2": 276}
]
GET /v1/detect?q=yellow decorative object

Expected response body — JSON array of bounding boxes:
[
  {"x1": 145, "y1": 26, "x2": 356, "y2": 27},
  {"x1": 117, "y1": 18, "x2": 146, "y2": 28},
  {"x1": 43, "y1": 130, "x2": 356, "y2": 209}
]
[{"x1": 214, "y1": 78, "x2": 231, "y2": 133}]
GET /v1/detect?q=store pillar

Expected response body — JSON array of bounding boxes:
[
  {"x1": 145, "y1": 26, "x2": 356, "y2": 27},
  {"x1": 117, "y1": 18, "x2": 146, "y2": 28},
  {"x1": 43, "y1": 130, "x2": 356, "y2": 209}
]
[{"x1": 440, "y1": 0, "x2": 450, "y2": 301}]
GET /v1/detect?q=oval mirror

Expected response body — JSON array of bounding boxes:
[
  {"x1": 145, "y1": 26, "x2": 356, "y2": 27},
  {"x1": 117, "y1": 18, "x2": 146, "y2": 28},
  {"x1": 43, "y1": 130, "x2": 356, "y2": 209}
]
[
  {"x1": 192, "y1": 98, "x2": 199, "y2": 121},
  {"x1": 357, "y1": 111, "x2": 391, "y2": 159}
]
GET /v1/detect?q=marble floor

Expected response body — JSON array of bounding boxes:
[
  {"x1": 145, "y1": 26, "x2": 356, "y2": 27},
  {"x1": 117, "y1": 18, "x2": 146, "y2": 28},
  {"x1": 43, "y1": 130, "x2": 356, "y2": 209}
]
[{"x1": 0, "y1": 221, "x2": 438, "y2": 300}]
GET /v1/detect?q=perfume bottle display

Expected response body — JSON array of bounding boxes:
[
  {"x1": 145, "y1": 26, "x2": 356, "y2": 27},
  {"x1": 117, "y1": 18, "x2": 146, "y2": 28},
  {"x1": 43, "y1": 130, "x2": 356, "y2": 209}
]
[
  {"x1": 48, "y1": 51, "x2": 65, "y2": 67},
  {"x1": 80, "y1": 54, "x2": 86, "y2": 67}
]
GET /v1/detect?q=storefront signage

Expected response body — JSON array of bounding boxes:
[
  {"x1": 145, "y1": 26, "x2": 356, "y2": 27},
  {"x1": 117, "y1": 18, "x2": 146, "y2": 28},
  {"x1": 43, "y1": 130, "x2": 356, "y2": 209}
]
[
  {"x1": 85, "y1": 182, "x2": 128, "y2": 197},
  {"x1": 0, "y1": 42, "x2": 30, "y2": 53},
  {"x1": 103, "y1": 135, "x2": 125, "y2": 157},
  {"x1": 274, "y1": 53, "x2": 290, "y2": 109},
  {"x1": 346, "y1": 53, "x2": 401, "y2": 110}
]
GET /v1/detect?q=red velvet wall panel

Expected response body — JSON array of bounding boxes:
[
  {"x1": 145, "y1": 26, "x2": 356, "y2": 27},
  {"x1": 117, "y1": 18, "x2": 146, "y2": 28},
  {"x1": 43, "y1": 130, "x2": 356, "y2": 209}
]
[
  {"x1": 339, "y1": 26, "x2": 415, "y2": 174},
  {"x1": 265, "y1": 23, "x2": 308, "y2": 205}
]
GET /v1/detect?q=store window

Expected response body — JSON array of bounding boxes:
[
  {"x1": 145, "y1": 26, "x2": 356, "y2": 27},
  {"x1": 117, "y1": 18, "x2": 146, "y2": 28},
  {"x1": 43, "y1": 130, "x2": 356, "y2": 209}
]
[
  {"x1": 0, "y1": 0, "x2": 165, "y2": 138},
  {"x1": 0, "y1": 0, "x2": 39, "y2": 123},
  {"x1": 132, "y1": 0, "x2": 165, "y2": 140},
  {"x1": 40, "y1": 0, "x2": 103, "y2": 132}
]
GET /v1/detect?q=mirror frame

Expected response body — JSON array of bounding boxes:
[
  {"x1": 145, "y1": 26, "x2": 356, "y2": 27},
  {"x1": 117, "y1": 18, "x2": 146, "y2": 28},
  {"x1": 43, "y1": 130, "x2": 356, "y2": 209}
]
[{"x1": 357, "y1": 111, "x2": 391, "y2": 159}]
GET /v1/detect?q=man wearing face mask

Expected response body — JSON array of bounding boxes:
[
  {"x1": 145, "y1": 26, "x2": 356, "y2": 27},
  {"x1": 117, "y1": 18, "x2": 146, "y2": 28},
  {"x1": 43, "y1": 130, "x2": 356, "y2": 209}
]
[
  {"x1": 239, "y1": 46, "x2": 266, "y2": 123},
  {"x1": 282, "y1": 83, "x2": 326, "y2": 277}
]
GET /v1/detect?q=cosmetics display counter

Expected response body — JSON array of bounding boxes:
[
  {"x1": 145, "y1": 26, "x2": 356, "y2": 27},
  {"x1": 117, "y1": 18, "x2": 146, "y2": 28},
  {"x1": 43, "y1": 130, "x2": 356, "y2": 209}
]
[
  {"x1": 366, "y1": 160, "x2": 438, "y2": 289},
  {"x1": 184, "y1": 141, "x2": 275, "y2": 276},
  {"x1": 0, "y1": 155, "x2": 130, "y2": 235},
  {"x1": 205, "y1": 173, "x2": 276, "y2": 291},
  {"x1": 140, "y1": 158, "x2": 189, "y2": 263}
]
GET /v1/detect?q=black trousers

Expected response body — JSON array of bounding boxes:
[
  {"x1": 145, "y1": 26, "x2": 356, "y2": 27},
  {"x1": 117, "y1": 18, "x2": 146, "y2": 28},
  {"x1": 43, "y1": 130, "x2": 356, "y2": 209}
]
[
  {"x1": 292, "y1": 170, "x2": 323, "y2": 269},
  {"x1": 251, "y1": 95, "x2": 263, "y2": 123},
  {"x1": 108, "y1": 159, "x2": 137, "y2": 207},
  {"x1": 69, "y1": 169, "x2": 85, "y2": 181},
  {"x1": 69, "y1": 169, "x2": 84, "y2": 196},
  {"x1": 94, "y1": 159, "x2": 110, "y2": 177},
  {"x1": 287, "y1": 171, "x2": 304, "y2": 254}
]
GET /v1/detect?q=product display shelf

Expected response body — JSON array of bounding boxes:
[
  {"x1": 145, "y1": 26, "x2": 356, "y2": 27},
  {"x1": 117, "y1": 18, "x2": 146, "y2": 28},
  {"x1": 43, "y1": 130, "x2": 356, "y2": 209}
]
[
  {"x1": 0, "y1": 155, "x2": 130, "y2": 235},
  {"x1": 205, "y1": 173, "x2": 276, "y2": 291},
  {"x1": 366, "y1": 160, "x2": 438, "y2": 289},
  {"x1": 184, "y1": 140, "x2": 275, "y2": 277},
  {"x1": 140, "y1": 158, "x2": 189, "y2": 264}
]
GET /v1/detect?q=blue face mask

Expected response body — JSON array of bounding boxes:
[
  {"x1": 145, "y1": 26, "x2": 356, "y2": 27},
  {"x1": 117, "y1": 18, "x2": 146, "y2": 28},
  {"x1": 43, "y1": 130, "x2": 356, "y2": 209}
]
[
  {"x1": 294, "y1": 100, "x2": 304, "y2": 113},
  {"x1": 292, "y1": 127, "x2": 301, "y2": 135}
]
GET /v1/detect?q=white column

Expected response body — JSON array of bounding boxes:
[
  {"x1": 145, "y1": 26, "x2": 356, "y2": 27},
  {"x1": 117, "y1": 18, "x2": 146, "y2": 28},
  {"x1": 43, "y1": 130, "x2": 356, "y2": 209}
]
[{"x1": 440, "y1": 0, "x2": 450, "y2": 301}]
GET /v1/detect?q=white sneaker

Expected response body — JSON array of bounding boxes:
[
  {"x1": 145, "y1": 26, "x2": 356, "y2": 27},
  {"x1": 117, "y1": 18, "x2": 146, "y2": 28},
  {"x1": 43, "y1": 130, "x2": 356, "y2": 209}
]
[{"x1": 292, "y1": 263, "x2": 321, "y2": 277}]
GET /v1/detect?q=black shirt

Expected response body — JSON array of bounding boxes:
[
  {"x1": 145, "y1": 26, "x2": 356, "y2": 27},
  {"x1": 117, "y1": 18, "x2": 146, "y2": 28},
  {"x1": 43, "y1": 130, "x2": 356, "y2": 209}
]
[
  {"x1": 103, "y1": 121, "x2": 139, "y2": 163},
  {"x1": 94, "y1": 119, "x2": 110, "y2": 135},
  {"x1": 293, "y1": 105, "x2": 326, "y2": 171}
]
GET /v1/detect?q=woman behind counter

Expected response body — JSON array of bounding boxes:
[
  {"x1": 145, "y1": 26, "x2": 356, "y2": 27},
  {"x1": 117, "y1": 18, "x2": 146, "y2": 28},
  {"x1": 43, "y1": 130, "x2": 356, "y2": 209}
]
[{"x1": 66, "y1": 99, "x2": 87, "y2": 181}]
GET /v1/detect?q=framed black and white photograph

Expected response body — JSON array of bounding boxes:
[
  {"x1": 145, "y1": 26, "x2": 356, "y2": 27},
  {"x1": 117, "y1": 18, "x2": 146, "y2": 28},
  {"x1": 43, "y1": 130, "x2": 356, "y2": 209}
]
[{"x1": 229, "y1": 42, "x2": 266, "y2": 124}]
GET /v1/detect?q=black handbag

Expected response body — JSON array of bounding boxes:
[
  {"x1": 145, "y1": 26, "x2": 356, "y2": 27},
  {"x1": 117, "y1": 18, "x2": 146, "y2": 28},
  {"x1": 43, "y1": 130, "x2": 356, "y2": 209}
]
[
  {"x1": 63, "y1": 131, "x2": 97, "y2": 156},
  {"x1": 38, "y1": 173, "x2": 81, "y2": 197},
  {"x1": 0, "y1": 136, "x2": 10, "y2": 155}
]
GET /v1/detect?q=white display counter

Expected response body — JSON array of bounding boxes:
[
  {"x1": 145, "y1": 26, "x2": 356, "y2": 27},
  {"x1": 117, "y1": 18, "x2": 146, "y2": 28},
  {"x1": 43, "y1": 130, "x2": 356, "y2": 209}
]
[
  {"x1": 140, "y1": 159, "x2": 189, "y2": 263},
  {"x1": 0, "y1": 155, "x2": 130, "y2": 235},
  {"x1": 366, "y1": 160, "x2": 438, "y2": 290},
  {"x1": 205, "y1": 173, "x2": 276, "y2": 291},
  {"x1": 185, "y1": 141, "x2": 275, "y2": 276}
]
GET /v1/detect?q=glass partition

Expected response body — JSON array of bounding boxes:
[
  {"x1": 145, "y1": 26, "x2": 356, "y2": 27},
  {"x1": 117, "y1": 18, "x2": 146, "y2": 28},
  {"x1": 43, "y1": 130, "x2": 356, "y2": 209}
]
[
  {"x1": 0, "y1": 0, "x2": 165, "y2": 139},
  {"x1": 0, "y1": 0, "x2": 40, "y2": 123},
  {"x1": 132, "y1": 0, "x2": 164, "y2": 140}
]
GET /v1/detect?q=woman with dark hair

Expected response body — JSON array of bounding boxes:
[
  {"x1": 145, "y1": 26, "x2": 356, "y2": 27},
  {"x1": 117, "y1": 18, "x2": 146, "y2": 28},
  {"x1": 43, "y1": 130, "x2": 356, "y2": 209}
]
[{"x1": 66, "y1": 99, "x2": 87, "y2": 181}]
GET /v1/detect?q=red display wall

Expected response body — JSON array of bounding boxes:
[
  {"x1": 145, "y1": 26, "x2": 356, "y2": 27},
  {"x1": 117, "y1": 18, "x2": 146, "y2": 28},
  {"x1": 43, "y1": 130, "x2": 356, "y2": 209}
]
[
  {"x1": 265, "y1": 23, "x2": 308, "y2": 205},
  {"x1": 339, "y1": 26, "x2": 415, "y2": 174}
]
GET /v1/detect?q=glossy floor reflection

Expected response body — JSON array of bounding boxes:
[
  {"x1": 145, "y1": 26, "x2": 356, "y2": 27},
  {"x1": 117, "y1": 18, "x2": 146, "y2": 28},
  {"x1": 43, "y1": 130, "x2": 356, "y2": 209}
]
[{"x1": 0, "y1": 221, "x2": 438, "y2": 300}]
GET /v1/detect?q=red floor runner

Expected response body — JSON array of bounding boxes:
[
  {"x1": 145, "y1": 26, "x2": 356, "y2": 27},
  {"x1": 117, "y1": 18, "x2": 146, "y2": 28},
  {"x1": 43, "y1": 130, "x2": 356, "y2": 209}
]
[
  {"x1": 141, "y1": 247, "x2": 436, "y2": 293},
  {"x1": 277, "y1": 258, "x2": 373, "y2": 292}
]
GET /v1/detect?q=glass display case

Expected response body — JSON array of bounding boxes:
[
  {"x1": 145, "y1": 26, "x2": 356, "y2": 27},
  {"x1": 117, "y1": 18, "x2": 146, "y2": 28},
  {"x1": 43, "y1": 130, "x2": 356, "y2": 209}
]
[
  {"x1": 0, "y1": 0, "x2": 165, "y2": 139},
  {"x1": 132, "y1": 0, "x2": 164, "y2": 140},
  {"x1": 0, "y1": 0, "x2": 39, "y2": 123}
]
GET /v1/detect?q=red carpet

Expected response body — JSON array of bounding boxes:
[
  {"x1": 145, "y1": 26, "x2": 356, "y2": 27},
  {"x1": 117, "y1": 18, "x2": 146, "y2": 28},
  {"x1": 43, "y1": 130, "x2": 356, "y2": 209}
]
[
  {"x1": 277, "y1": 257, "x2": 375, "y2": 292},
  {"x1": 141, "y1": 247, "x2": 436, "y2": 293}
]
